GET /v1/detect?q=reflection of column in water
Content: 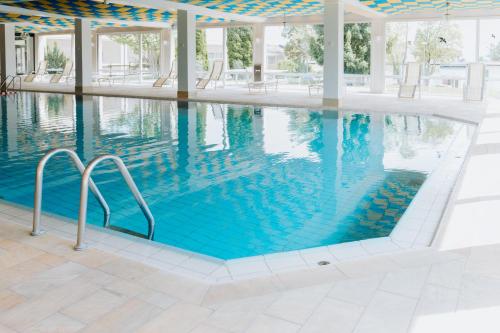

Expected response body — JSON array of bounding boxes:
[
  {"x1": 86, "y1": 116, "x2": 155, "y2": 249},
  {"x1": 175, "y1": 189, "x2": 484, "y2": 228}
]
[
  {"x1": 321, "y1": 110, "x2": 339, "y2": 217},
  {"x1": 176, "y1": 101, "x2": 197, "y2": 190},
  {"x1": 369, "y1": 113, "x2": 385, "y2": 172},
  {"x1": 75, "y1": 95, "x2": 95, "y2": 161},
  {"x1": 252, "y1": 107, "x2": 264, "y2": 149},
  {"x1": 0, "y1": 95, "x2": 18, "y2": 157},
  {"x1": 159, "y1": 100, "x2": 171, "y2": 140}
]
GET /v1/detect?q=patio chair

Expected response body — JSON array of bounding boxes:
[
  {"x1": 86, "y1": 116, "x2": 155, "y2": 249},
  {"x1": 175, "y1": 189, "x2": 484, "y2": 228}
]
[
  {"x1": 24, "y1": 60, "x2": 48, "y2": 83},
  {"x1": 197, "y1": 60, "x2": 224, "y2": 89},
  {"x1": 153, "y1": 60, "x2": 177, "y2": 88},
  {"x1": 398, "y1": 62, "x2": 422, "y2": 99},
  {"x1": 463, "y1": 63, "x2": 486, "y2": 102},
  {"x1": 50, "y1": 60, "x2": 73, "y2": 84},
  {"x1": 308, "y1": 77, "x2": 323, "y2": 96}
]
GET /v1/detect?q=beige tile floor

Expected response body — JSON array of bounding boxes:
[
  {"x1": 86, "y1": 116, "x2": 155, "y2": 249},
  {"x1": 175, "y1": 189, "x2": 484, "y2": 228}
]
[
  {"x1": 1, "y1": 216, "x2": 500, "y2": 333},
  {"x1": 2, "y1": 85, "x2": 499, "y2": 332}
]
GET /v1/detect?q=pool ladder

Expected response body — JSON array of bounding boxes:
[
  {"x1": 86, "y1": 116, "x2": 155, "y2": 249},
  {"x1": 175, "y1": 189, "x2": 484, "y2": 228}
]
[
  {"x1": 0, "y1": 75, "x2": 22, "y2": 94},
  {"x1": 31, "y1": 148, "x2": 155, "y2": 250}
]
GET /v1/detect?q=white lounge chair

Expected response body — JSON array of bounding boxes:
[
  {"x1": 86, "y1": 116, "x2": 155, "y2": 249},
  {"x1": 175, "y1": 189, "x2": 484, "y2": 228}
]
[
  {"x1": 25, "y1": 60, "x2": 48, "y2": 83},
  {"x1": 398, "y1": 62, "x2": 422, "y2": 99},
  {"x1": 153, "y1": 60, "x2": 177, "y2": 88},
  {"x1": 50, "y1": 60, "x2": 73, "y2": 84},
  {"x1": 463, "y1": 63, "x2": 486, "y2": 102},
  {"x1": 197, "y1": 60, "x2": 224, "y2": 89}
]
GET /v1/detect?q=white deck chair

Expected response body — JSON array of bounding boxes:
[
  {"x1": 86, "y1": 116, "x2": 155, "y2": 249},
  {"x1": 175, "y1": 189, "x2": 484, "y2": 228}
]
[
  {"x1": 50, "y1": 60, "x2": 73, "y2": 84},
  {"x1": 197, "y1": 60, "x2": 224, "y2": 89},
  {"x1": 463, "y1": 63, "x2": 486, "y2": 102},
  {"x1": 398, "y1": 62, "x2": 422, "y2": 99},
  {"x1": 153, "y1": 60, "x2": 177, "y2": 88},
  {"x1": 25, "y1": 60, "x2": 48, "y2": 83}
]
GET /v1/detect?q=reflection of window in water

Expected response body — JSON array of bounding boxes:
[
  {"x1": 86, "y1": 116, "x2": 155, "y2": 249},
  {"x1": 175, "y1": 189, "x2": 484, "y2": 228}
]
[
  {"x1": 263, "y1": 109, "x2": 320, "y2": 161},
  {"x1": 342, "y1": 114, "x2": 371, "y2": 164},
  {"x1": 202, "y1": 104, "x2": 229, "y2": 152}
]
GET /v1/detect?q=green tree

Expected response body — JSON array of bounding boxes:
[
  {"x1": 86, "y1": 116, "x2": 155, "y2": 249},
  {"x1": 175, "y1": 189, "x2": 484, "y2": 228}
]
[
  {"x1": 386, "y1": 22, "x2": 409, "y2": 75},
  {"x1": 412, "y1": 22, "x2": 462, "y2": 75},
  {"x1": 344, "y1": 23, "x2": 370, "y2": 74},
  {"x1": 44, "y1": 44, "x2": 67, "y2": 70},
  {"x1": 309, "y1": 25, "x2": 324, "y2": 66},
  {"x1": 308, "y1": 23, "x2": 371, "y2": 74},
  {"x1": 196, "y1": 29, "x2": 209, "y2": 71},
  {"x1": 279, "y1": 25, "x2": 313, "y2": 72},
  {"x1": 227, "y1": 27, "x2": 253, "y2": 69}
]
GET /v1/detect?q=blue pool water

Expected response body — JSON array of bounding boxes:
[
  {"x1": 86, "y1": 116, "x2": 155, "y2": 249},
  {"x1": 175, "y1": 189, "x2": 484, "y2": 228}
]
[{"x1": 0, "y1": 93, "x2": 473, "y2": 259}]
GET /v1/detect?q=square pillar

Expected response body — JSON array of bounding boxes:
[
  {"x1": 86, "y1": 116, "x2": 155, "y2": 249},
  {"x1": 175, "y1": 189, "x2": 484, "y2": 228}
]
[
  {"x1": 252, "y1": 23, "x2": 265, "y2": 79},
  {"x1": 160, "y1": 28, "x2": 175, "y2": 75},
  {"x1": 222, "y1": 27, "x2": 228, "y2": 72},
  {"x1": 177, "y1": 10, "x2": 196, "y2": 99},
  {"x1": 323, "y1": 0, "x2": 344, "y2": 108},
  {"x1": 370, "y1": 20, "x2": 386, "y2": 94},
  {"x1": 74, "y1": 18, "x2": 92, "y2": 95},
  {"x1": 0, "y1": 24, "x2": 16, "y2": 91}
]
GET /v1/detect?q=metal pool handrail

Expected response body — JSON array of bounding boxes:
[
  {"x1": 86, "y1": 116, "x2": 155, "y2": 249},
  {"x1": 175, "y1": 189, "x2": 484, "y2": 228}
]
[
  {"x1": 32, "y1": 148, "x2": 111, "y2": 236},
  {"x1": 74, "y1": 154, "x2": 155, "y2": 250}
]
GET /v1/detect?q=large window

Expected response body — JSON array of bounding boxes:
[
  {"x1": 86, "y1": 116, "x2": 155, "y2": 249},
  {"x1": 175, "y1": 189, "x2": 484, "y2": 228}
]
[
  {"x1": 479, "y1": 19, "x2": 500, "y2": 97},
  {"x1": 98, "y1": 31, "x2": 160, "y2": 83},
  {"x1": 385, "y1": 20, "x2": 480, "y2": 96},
  {"x1": 38, "y1": 34, "x2": 73, "y2": 73}
]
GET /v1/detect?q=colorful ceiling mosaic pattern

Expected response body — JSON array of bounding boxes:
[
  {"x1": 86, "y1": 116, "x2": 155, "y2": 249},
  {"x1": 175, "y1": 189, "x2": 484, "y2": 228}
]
[
  {"x1": 2, "y1": 0, "x2": 500, "y2": 33},
  {"x1": 173, "y1": 0, "x2": 324, "y2": 17},
  {"x1": 360, "y1": 0, "x2": 499, "y2": 14},
  {"x1": 5, "y1": 0, "x2": 175, "y2": 23},
  {"x1": 1, "y1": 0, "x2": 224, "y2": 32}
]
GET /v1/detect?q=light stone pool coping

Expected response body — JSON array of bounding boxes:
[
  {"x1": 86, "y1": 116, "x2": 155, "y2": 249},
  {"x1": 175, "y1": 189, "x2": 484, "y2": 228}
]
[{"x1": 0, "y1": 117, "x2": 476, "y2": 284}]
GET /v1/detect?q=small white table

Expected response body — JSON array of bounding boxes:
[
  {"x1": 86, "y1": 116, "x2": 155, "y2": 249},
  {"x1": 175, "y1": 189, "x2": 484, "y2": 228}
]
[{"x1": 247, "y1": 80, "x2": 279, "y2": 94}]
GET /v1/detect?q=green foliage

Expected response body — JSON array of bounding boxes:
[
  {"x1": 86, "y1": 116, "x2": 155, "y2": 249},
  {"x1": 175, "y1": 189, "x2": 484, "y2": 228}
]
[
  {"x1": 386, "y1": 23, "x2": 409, "y2": 75},
  {"x1": 44, "y1": 43, "x2": 67, "y2": 70},
  {"x1": 279, "y1": 25, "x2": 314, "y2": 73},
  {"x1": 308, "y1": 23, "x2": 371, "y2": 74},
  {"x1": 227, "y1": 27, "x2": 253, "y2": 69},
  {"x1": 196, "y1": 29, "x2": 209, "y2": 71},
  {"x1": 412, "y1": 22, "x2": 462, "y2": 74},
  {"x1": 309, "y1": 25, "x2": 324, "y2": 66},
  {"x1": 344, "y1": 23, "x2": 370, "y2": 74}
]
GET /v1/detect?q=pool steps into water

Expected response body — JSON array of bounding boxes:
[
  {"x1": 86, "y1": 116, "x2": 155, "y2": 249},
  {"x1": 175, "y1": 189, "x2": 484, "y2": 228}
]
[{"x1": 31, "y1": 148, "x2": 155, "y2": 250}]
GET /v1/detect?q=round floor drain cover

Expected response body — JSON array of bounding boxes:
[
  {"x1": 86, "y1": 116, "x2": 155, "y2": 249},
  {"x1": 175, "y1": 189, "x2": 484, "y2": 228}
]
[{"x1": 317, "y1": 261, "x2": 330, "y2": 266}]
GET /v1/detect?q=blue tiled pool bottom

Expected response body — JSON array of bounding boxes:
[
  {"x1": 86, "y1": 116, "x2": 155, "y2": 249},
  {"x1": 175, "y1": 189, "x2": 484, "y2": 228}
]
[{"x1": 0, "y1": 93, "x2": 472, "y2": 259}]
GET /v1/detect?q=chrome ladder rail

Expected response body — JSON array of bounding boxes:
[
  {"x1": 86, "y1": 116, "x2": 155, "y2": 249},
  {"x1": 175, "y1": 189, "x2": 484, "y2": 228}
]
[
  {"x1": 0, "y1": 75, "x2": 13, "y2": 92},
  {"x1": 31, "y1": 148, "x2": 111, "y2": 236},
  {"x1": 7, "y1": 76, "x2": 22, "y2": 90},
  {"x1": 74, "y1": 154, "x2": 155, "y2": 250}
]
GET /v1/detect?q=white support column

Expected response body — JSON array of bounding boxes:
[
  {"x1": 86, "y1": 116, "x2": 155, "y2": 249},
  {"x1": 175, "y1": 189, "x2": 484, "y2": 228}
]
[
  {"x1": 139, "y1": 33, "x2": 144, "y2": 83},
  {"x1": 370, "y1": 19, "x2": 386, "y2": 94},
  {"x1": 252, "y1": 23, "x2": 265, "y2": 80},
  {"x1": 222, "y1": 27, "x2": 228, "y2": 71},
  {"x1": 159, "y1": 28, "x2": 174, "y2": 75},
  {"x1": 323, "y1": 0, "x2": 344, "y2": 108},
  {"x1": 222, "y1": 27, "x2": 228, "y2": 86},
  {"x1": 475, "y1": 19, "x2": 480, "y2": 63},
  {"x1": 74, "y1": 18, "x2": 92, "y2": 95},
  {"x1": 0, "y1": 24, "x2": 16, "y2": 91},
  {"x1": 177, "y1": 9, "x2": 196, "y2": 99},
  {"x1": 36, "y1": 34, "x2": 46, "y2": 67},
  {"x1": 91, "y1": 32, "x2": 98, "y2": 74}
]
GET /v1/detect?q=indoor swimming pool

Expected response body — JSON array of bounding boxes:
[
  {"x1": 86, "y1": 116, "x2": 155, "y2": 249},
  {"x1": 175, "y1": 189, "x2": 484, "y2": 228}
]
[{"x1": 0, "y1": 92, "x2": 474, "y2": 259}]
